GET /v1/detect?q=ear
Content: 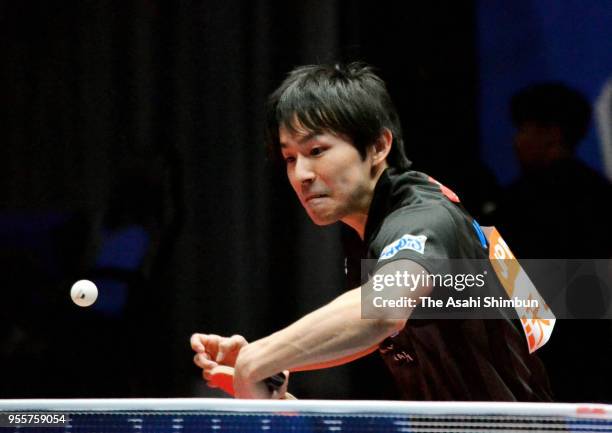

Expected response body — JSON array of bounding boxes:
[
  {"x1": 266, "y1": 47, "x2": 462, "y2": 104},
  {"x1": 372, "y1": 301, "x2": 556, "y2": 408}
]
[{"x1": 371, "y1": 128, "x2": 393, "y2": 166}]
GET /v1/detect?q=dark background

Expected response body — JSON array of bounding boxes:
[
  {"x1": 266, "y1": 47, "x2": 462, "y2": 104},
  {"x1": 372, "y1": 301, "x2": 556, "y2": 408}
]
[{"x1": 0, "y1": 0, "x2": 609, "y2": 400}]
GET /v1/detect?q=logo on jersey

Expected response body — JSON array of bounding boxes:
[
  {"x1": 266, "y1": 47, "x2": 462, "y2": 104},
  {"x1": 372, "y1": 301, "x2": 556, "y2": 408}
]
[{"x1": 379, "y1": 234, "x2": 427, "y2": 260}]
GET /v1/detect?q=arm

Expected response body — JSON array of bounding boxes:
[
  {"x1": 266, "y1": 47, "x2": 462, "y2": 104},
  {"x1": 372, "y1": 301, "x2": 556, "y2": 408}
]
[{"x1": 233, "y1": 259, "x2": 432, "y2": 398}]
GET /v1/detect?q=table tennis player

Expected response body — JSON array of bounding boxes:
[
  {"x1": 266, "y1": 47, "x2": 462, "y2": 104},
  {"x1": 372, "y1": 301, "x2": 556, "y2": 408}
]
[{"x1": 191, "y1": 63, "x2": 553, "y2": 401}]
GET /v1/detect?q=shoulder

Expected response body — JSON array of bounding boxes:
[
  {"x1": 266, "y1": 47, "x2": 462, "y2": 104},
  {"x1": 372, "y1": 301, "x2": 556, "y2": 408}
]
[
  {"x1": 371, "y1": 203, "x2": 460, "y2": 261},
  {"x1": 385, "y1": 203, "x2": 458, "y2": 237}
]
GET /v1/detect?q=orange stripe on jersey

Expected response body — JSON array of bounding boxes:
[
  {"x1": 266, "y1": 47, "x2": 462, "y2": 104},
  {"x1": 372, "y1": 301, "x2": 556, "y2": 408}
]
[{"x1": 428, "y1": 176, "x2": 460, "y2": 203}]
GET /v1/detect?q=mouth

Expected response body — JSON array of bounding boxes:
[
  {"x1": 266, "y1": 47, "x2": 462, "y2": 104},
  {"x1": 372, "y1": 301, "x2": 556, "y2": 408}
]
[{"x1": 305, "y1": 193, "x2": 328, "y2": 202}]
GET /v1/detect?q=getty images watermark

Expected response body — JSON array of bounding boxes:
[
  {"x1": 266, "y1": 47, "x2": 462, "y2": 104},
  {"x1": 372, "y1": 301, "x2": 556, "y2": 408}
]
[
  {"x1": 361, "y1": 259, "x2": 612, "y2": 320},
  {"x1": 371, "y1": 269, "x2": 538, "y2": 309}
]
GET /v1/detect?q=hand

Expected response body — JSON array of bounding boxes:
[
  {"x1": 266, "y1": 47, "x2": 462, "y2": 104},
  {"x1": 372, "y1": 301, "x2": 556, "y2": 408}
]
[
  {"x1": 270, "y1": 370, "x2": 291, "y2": 400},
  {"x1": 233, "y1": 365, "x2": 291, "y2": 399},
  {"x1": 191, "y1": 333, "x2": 248, "y2": 384},
  {"x1": 233, "y1": 345, "x2": 291, "y2": 399},
  {"x1": 234, "y1": 371, "x2": 292, "y2": 399}
]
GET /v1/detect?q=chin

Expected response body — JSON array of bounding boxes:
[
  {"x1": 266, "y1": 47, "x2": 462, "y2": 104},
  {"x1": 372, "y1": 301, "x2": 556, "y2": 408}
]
[
  {"x1": 312, "y1": 219, "x2": 335, "y2": 226},
  {"x1": 307, "y1": 212, "x2": 339, "y2": 226}
]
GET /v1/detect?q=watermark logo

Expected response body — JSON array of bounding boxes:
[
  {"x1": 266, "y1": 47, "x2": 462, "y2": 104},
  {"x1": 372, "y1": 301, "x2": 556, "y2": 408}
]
[{"x1": 380, "y1": 234, "x2": 427, "y2": 260}]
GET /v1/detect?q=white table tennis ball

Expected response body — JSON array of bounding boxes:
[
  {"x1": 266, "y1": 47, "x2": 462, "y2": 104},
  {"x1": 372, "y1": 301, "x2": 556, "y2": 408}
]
[{"x1": 70, "y1": 279, "x2": 98, "y2": 307}]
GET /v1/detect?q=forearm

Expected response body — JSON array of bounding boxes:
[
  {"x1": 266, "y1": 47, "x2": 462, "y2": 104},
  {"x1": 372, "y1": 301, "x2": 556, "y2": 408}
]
[
  {"x1": 235, "y1": 287, "x2": 405, "y2": 382},
  {"x1": 289, "y1": 345, "x2": 380, "y2": 372}
]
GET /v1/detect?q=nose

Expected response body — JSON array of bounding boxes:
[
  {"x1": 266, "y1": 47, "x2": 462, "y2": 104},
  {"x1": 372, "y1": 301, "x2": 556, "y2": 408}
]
[{"x1": 293, "y1": 154, "x2": 315, "y2": 184}]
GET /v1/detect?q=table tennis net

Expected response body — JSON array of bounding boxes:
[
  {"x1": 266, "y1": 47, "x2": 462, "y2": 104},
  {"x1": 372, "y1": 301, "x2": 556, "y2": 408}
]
[{"x1": 1, "y1": 399, "x2": 610, "y2": 433}]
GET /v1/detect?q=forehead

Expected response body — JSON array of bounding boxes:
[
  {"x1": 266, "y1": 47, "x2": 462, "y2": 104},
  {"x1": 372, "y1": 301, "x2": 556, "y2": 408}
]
[
  {"x1": 279, "y1": 114, "x2": 325, "y2": 143},
  {"x1": 279, "y1": 125, "x2": 317, "y2": 147},
  {"x1": 279, "y1": 122, "x2": 351, "y2": 150}
]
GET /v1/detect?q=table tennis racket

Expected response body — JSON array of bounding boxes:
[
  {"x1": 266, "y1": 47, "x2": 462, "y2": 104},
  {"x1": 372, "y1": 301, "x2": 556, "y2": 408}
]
[{"x1": 209, "y1": 365, "x2": 296, "y2": 399}]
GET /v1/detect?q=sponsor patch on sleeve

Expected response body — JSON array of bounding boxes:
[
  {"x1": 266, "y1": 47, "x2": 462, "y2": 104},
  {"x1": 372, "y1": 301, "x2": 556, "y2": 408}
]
[{"x1": 379, "y1": 234, "x2": 428, "y2": 260}]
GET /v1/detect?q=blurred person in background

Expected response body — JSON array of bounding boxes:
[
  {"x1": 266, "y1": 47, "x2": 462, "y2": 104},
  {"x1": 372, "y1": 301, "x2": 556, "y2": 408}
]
[{"x1": 495, "y1": 82, "x2": 612, "y2": 402}]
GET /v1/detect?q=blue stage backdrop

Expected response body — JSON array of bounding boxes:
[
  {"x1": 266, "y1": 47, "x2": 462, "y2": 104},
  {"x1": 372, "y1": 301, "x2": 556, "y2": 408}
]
[{"x1": 477, "y1": 0, "x2": 612, "y2": 185}]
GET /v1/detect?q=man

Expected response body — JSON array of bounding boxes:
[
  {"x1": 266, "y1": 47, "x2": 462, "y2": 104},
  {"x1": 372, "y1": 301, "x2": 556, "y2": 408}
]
[
  {"x1": 191, "y1": 63, "x2": 551, "y2": 400},
  {"x1": 495, "y1": 83, "x2": 612, "y2": 403},
  {"x1": 496, "y1": 82, "x2": 611, "y2": 259}
]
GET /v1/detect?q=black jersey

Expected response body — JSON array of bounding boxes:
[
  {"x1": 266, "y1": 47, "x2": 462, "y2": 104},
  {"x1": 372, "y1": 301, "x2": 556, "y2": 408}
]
[{"x1": 342, "y1": 167, "x2": 552, "y2": 401}]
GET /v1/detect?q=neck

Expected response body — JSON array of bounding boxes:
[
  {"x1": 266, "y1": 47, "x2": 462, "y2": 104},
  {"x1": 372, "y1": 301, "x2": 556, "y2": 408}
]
[
  {"x1": 341, "y1": 164, "x2": 388, "y2": 240},
  {"x1": 342, "y1": 213, "x2": 369, "y2": 240}
]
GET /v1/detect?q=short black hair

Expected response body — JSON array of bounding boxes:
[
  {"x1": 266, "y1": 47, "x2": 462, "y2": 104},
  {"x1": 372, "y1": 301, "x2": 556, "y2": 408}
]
[
  {"x1": 265, "y1": 62, "x2": 411, "y2": 169},
  {"x1": 510, "y1": 82, "x2": 591, "y2": 151}
]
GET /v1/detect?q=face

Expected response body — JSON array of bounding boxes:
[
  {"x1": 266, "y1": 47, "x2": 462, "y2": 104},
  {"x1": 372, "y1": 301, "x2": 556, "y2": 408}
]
[
  {"x1": 514, "y1": 122, "x2": 564, "y2": 171},
  {"x1": 279, "y1": 126, "x2": 377, "y2": 226}
]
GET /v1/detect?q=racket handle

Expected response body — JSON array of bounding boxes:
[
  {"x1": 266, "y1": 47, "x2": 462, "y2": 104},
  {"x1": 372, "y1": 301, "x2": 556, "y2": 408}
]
[{"x1": 263, "y1": 372, "x2": 286, "y2": 391}]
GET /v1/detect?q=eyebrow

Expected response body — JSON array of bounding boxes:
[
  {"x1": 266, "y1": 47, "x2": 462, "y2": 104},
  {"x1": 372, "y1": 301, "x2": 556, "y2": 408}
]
[{"x1": 280, "y1": 132, "x2": 320, "y2": 148}]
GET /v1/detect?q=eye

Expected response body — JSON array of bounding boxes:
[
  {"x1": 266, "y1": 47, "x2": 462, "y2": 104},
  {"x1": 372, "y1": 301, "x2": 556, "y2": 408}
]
[
  {"x1": 284, "y1": 156, "x2": 296, "y2": 164},
  {"x1": 310, "y1": 147, "x2": 325, "y2": 156}
]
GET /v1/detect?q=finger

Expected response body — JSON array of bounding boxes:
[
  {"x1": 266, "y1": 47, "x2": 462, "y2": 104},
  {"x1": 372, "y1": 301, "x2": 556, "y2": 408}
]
[
  {"x1": 202, "y1": 363, "x2": 221, "y2": 381},
  {"x1": 194, "y1": 351, "x2": 212, "y2": 362},
  {"x1": 190, "y1": 333, "x2": 206, "y2": 352},
  {"x1": 193, "y1": 353, "x2": 216, "y2": 369},
  {"x1": 191, "y1": 333, "x2": 223, "y2": 356},
  {"x1": 203, "y1": 334, "x2": 222, "y2": 354},
  {"x1": 216, "y1": 335, "x2": 247, "y2": 363},
  {"x1": 191, "y1": 333, "x2": 222, "y2": 353},
  {"x1": 202, "y1": 369, "x2": 218, "y2": 384}
]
